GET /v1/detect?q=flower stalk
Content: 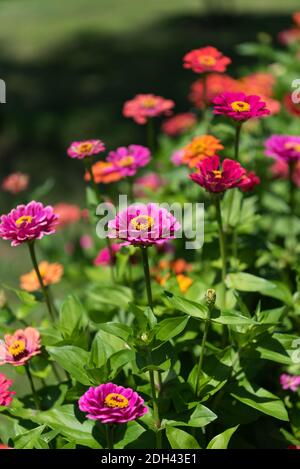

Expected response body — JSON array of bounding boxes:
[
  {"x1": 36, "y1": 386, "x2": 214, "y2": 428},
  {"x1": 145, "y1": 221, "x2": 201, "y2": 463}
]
[{"x1": 25, "y1": 364, "x2": 40, "y2": 410}]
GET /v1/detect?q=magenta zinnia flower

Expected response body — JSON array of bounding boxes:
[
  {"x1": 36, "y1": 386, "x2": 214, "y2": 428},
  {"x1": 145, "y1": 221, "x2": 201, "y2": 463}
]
[
  {"x1": 107, "y1": 145, "x2": 151, "y2": 176},
  {"x1": 94, "y1": 243, "x2": 122, "y2": 266},
  {"x1": 0, "y1": 373, "x2": 15, "y2": 406},
  {"x1": 0, "y1": 327, "x2": 41, "y2": 366},
  {"x1": 0, "y1": 201, "x2": 58, "y2": 247},
  {"x1": 108, "y1": 202, "x2": 181, "y2": 246},
  {"x1": 78, "y1": 382, "x2": 148, "y2": 424},
  {"x1": 190, "y1": 155, "x2": 246, "y2": 193},
  {"x1": 67, "y1": 139, "x2": 105, "y2": 159},
  {"x1": 280, "y1": 373, "x2": 300, "y2": 392},
  {"x1": 123, "y1": 94, "x2": 174, "y2": 125},
  {"x1": 265, "y1": 135, "x2": 300, "y2": 163},
  {"x1": 213, "y1": 92, "x2": 270, "y2": 122}
]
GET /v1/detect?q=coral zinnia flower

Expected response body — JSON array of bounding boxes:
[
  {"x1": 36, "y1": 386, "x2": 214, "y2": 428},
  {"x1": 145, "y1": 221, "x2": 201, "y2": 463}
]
[
  {"x1": 0, "y1": 201, "x2": 58, "y2": 247},
  {"x1": 79, "y1": 382, "x2": 148, "y2": 424},
  {"x1": 108, "y1": 202, "x2": 181, "y2": 246},
  {"x1": 161, "y1": 113, "x2": 197, "y2": 137},
  {"x1": 213, "y1": 92, "x2": 270, "y2": 122},
  {"x1": 84, "y1": 161, "x2": 124, "y2": 184},
  {"x1": 2, "y1": 172, "x2": 29, "y2": 194},
  {"x1": 190, "y1": 155, "x2": 246, "y2": 193},
  {"x1": 107, "y1": 145, "x2": 151, "y2": 177},
  {"x1": 67, "y1": 139, "x2": 105, "y2": 159},
  {"x1": 20, "y1": 261, "x2": 64, "y2": 292},
  {"x1": 265, "y1": 135, "x2": 300, "y2": 163},
  {"x1": 190, "y1": 74, "x2": 238, "y2": 109},
  {"x1": 123, "y1": 94, "x2": 174, "y2": 125},
  {"x1": 0, "y1": 373, "x2": 15, "y2": 406},
  {"x1": 280, "y1": 373, "x2": 300, "y2": 392},
  {"x1": 239, "y1": 171, "x2": 260, "y2": 192},
  {"x1": 182, "y1": 135, "x2": 224, "y2": 168},
  {"x1": 54, "y1": 203, "x2": 82, "y2": 228},
  {"x1": 0, "y1": 327, "x2": 41, "y2": 366},
  {"x1": 183, "y1": 46, "x2": 231, "y2": 74}
]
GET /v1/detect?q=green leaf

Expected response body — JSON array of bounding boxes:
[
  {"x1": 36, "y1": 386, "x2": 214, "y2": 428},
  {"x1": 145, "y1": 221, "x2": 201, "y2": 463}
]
[
  {"x1": 211, "y1": 310, "x2": 256, "y2": 325},
  {"x1": 166, "y1": 426, "x2": 201, "y2": 449},
  {"x1": 230, "y1": 382, "x2": 289, "y2": 421},
  {"x1": 207, "y1": 426, "x2": 238, "y2": 449},
  {"x1": 154, "y1": 316, "x2": 189, "y2": 342},
  {"x1": 47, "y1": 346, "x2": 91, "y2": 385},
  {"x1": 59, "y1": 295, "x2": 87, "y2": 338},
  {"x1": 88, "y1": 285, "x2": 133, "y2": 309},
  {"x1": 32, "y1": 405, "x2": 102, "y2": 448},
  {"x1": 114, "y1": 421, "x2": 146, "y2": 449},
  {"x1": 97, "y1": 322, "x2": 132, "y2": 342},
  {"x1": 14, "y1": 425, "x2": 46, "y2": 449},
  {"x1": 165, "y1": 404, "x2": 217, "y2": 428},
  {"x1": 164, "y1": 291, "x2": 208, "y2": 320}
]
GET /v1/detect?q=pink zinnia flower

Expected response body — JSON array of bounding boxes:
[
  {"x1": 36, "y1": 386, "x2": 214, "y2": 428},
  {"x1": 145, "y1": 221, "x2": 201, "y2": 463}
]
[
  {"x1": 190, "y1": 155, "x2": 246, "y2": 193},
  {"x1": 265, "y1": 135, "x2": 300, "y2": 163},
  {"x1": 171, "y1": 149, "x2": 185, "y2": 166},
  {"x1": 123, "y1": 94, "x2": 174, "y2": 125},
  {"x1": 133, "y1": 172, "x2": 164, "y2": 197},
  {"x1": 213, "y1": 92, "x2": 270, "y2": 122},
  {"x1": 2, "y1": 172, "x2": 29, "y2": 194},
  {"x1": 161, "y1": 113, "x2": 197, "y2": 137},
  {"x1": 0, "y1": 373, "x2": 15, "y2": 406},
  {"x1": 78, "y1": 382, "x2": 148, "y2": 424},
  {"x1": 0, "y1": 201, "x2": 58, "y2": 247},
  {"x1": 107, "y1": 145, "x2": 151, "y2": 177},
  {"x1": 54, "y1": 203, "x2": 82, "y2": 228},
  {"x1": 108, "y1": 202, "x2": 181, "y2": 246},
  {"x1": 67, "y1": 139, "x2": 105, "y2": 160},
  {"x1": 0, "y1": 327, "x2": 41, "y2": 366},
  {"x1": 239, "y1": 171, "x2": 260, "y2": 192},
  {"x1": 183, "y1": 46, "x2": 231, "y2": 74},
  {"x1": 94, "y1": 243, "x2": 122, "y2": 266},
  {"x1": 280, "y1": 373, "x2": 300, "y2": 392}
]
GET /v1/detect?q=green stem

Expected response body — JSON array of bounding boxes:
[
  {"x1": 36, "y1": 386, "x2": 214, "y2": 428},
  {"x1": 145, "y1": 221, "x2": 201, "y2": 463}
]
[
  {"x1": 195, "y1": 310, "x2": 211, "y2": 397},
  {"x1": 288, "y1": 161, "x2": 296, "y2": 257},
  {"x1": 25, "y1": 364, "x2": 40, "y2": 410},
  {"x1": 140, "y1": 247, "x2": 153, "y2": 309},
  {"x1": 28, "y1": 242, "x2": 55, "y2": 321},
  {"x1": 234, "y1": 123, "x2": 242, "y2": 161},
  {"x1": 147, "y1": 119, "x2": 155, "y2": 153},
  {"x1": 106, "y1": 425, "x2": 114, "y2": 449},
  {"x1": 147, "y1": 354, "x2": 162, "y2": 449},
  {"x1": 84, "y1": 157, "x2": 101, "y2": 202},
  {"x1": 214, "y1": 196, "x2": 227, "y2": 310}
]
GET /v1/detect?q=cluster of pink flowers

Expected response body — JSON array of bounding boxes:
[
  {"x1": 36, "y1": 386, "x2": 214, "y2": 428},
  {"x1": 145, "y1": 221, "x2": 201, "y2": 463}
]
[
  {"x1": 79, "y1": 382, "x2": 147, "y2": 424},
  {"x1": 123, "y1": 94, "x2": 174, "y2": 125},
  {"x1": 0, "y1": 201, "x2": 58, "y2": 247},
  {"x1": 0, "y1": 373, "x2": 15, "y2": 407},
  {"x1": 108, "y1": 202, "x2": 181, "y2": 246}
]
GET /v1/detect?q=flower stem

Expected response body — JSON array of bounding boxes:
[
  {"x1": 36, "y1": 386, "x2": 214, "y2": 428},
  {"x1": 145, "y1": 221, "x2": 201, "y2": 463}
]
[
  {"x1": 28, "y1": 242, "x2": 55, "y2": 321},
  {"x1": 195, "y1": 310, "x2": 211, "y2": 397},
  {"x1": 234, "y1": 123, "x2": 242, "y2": 161},
  {"x1": 147, "y1": 119, "x2": 155, "y2": 153},
  {"x1": 105, "y1": 425, "x2": 114, "y2": 449},
  {"x1": 214, "y1": 196, "x2": 227, "y2": 310},
  {"x1": 84, "y1": 157, "x2": 101, "y2": 202},
  {"x1": 140, "y1": 247, "x2": 153, "y2": 309},
  {"x1": 288, "y1": 161, "x2": 296, "y2": 257},
  {"x1": 25, "y1": 364, "x2": 40, "y2": 410}
]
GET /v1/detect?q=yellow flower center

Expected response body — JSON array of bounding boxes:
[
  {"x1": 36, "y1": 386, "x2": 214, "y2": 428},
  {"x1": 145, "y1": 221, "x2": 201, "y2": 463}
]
[
  {"x1": 15, "y1": 215, "x2": 33, "y2": 227},
  {"x1": 104, "y1": 393, "x2": 129, "y2": 409},
  {"x1": 212, "y1": 170, "x2": 222, "y2": 179},
  {"x1": 8, "y1": 340, "x2": 26, "y2": 357},
  {"x1": 78, "y1": 142, "x2": 93, "y2": 154},
  {"x1": 131, "y1": 215, "x2": 154, "y2": 231},
  {"x1": 142, "y1": 97, "x2": 157, "y2": 108},
  {"x1": 198, "y1": 55, "x2": 216, "y2": 66},
  {"x1": 119, "y1": 156, "x2": 134, "y2": 167},
  {"x1": 231, "y1": 101, "x2": 250, "y2": 112},
  {"x1": 284, "y1": 142, "x2": 300, "y2": 152}
]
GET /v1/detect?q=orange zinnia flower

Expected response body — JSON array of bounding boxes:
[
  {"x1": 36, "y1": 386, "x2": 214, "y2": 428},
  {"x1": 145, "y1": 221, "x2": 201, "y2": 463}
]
[
  {"x1": 20, "y1": 261, "x2": 64, "y2": 292},
  {"x1": 84, "y1": 161, "x2": 124, "y2": 184},
  {"x1": 182, "y1": 135, "x2": 224, "y2": 168},
  {"x1": 176, "y1": 274, "x2": 193, "y2": 293}
]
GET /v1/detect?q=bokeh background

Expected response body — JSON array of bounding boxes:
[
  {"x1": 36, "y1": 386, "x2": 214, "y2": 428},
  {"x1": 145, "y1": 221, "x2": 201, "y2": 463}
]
[{"x1": 0, "y1": 0, "x2": 299, "y2": 284}]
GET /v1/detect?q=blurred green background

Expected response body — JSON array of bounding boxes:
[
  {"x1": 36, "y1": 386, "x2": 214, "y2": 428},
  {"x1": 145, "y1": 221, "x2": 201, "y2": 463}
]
[{"x1": 0, "y1": 0, "x2": 299, "y2": 284}]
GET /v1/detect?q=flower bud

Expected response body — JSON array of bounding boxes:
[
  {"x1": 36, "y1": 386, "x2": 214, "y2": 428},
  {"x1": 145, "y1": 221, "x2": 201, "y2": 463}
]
[{"x1": 205, "y1": 288, "x2": 216, "y2": 307}]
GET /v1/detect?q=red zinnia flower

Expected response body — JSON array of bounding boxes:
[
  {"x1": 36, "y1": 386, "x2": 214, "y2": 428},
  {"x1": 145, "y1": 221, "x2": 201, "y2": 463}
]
[
  {"x1": 183, "y1": 46, "x2": 231, "y2": 74},
  {"x1": 239, "y1": 171, "x2": 260, "y2": 192},
  {"x1": 190, "y1": 155, "x2": 246, "y2": 193}
]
